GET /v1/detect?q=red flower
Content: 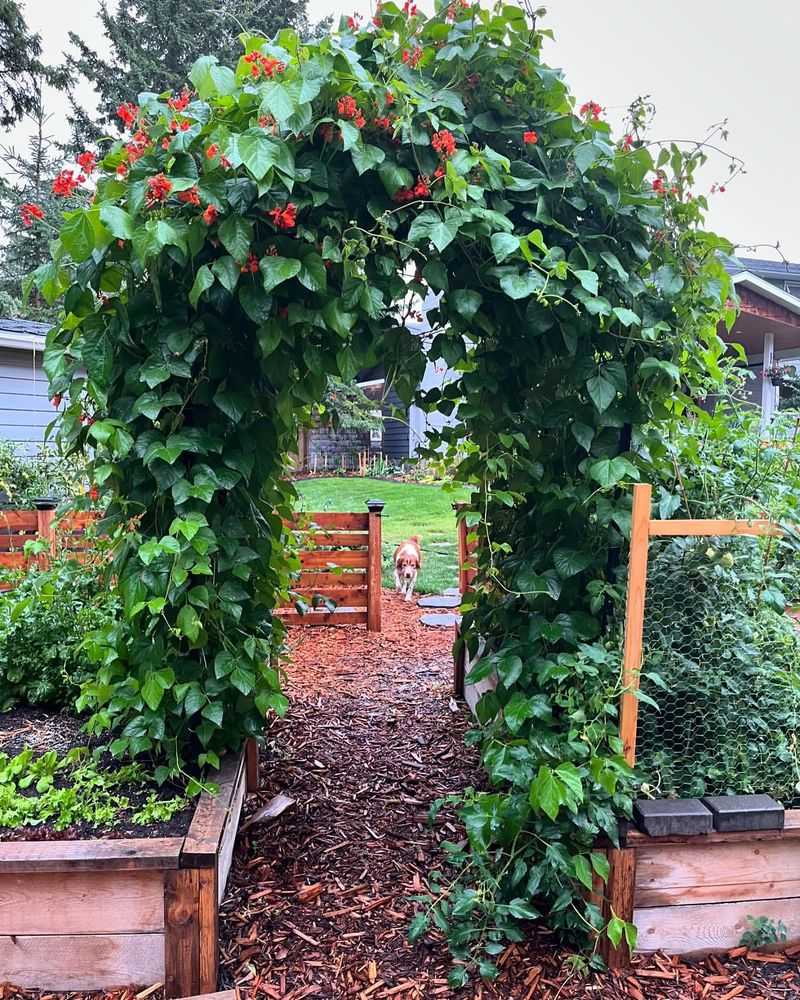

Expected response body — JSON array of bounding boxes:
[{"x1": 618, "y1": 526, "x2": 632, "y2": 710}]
[
  {"x1": 523, "y1": 130, "x2": 538, "y2": 145},
  {"x1": 116, "y1": 163, "x2": 129, "y2": 177},
  {"x1": 76, "y1": 151, "x2": 97, "y2": 174},
  {"x1": 433, "y1": 165, "x2": 445, "y2": 180},
  {"x1": 240, "y1": 252, "x2": 259, "y2": 274},
  {"x1": 220, "y1": 155, "x2": 232, "y2": 170},
  {"x1": 243, "y1": 52, "x2": 286, "y2": 79},
  {"x1": 168, "y1": 86, "x2": 191, "y2": 111},
  {"x1": 432, "y1": 129, "x2": 456, "y2": 158},
  {"x1": 206, "y1": 143, "x2": 219, "y2": 159},
  {"x1": 116, "y1": 102, "x2": 138, "y2": 128},
  {"x1": 402, "y1": 47, "x2": 422, "y2": 67},
  {"x1": 51, "y1": 394, "x2": 62, "y2": 408},
  {"x1": 146, "y1": 173, "x2": 172, "y2": 207},
  {"x1": 52, "y1": 169, "x2": 81, "y2": 197},
  {"x1": 354, "y1": 113, "x2": 366, "y2": 129},
  {"x1": 88, "y1": 485, "x2": 100, "y2": 502},
  {"x1": 394, "y1": 175, "x2": 429, "y2": 203},
  {"x1": 177, "y1": 186, "x2": 200, "y2": 206},
  {"x1": 622, "y1": 134, "x2": 633, "y2": 151},
  {"x1": 202, "y1": 204, "x2": 218, "y2": 225},
  {"x1": 385, "y1": 90, "x2": 394, "y2": 105},
  {"x1": 402, "y1": 0, "x2": 418, "y2": 13},
  {"x1": 719, "y1": 185, "x2": 726, "y2": 193},
  {"x1": 579, "y1": 100, "x2": 602, "y2": 120},
  {"x1": 372, "y1": 15, "x2": 383, "y2": 26},
  {"x1": 337, "y1": 95, "x2": 358, "y2": 119},
  {"x1": 268, "y1": 202, "x2": 297, "y2": 230},
  {"x1": 373, "y1": 116, "x2": 392, "y2": 130},
  {"x1": 346, "y1": 12, "x2": 362, "y2": 29},
  {"x1": 19, "y1": 202, "x2": 44, "y2": 227},
  {"x1": 652, "y1": 176, "x2": 666, "y2": 194}
]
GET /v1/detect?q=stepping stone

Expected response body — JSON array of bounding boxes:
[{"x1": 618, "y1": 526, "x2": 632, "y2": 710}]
[
  {"x1": 633, "y1": 798, "x2": 713, "y2": 838},
  {"x1": 420, "y1": 613, "x2": 461, "y2": 628},
  {"x1": 417, "y1": 594, "x2": 461, "y2": 609},
  {"x1": 702, "y1": 794, "x2": 784, "y2": 833}
]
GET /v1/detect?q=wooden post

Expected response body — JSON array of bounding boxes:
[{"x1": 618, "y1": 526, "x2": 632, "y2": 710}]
[
  {"x1": 602, "y1": 848, "x2": 637, "y2": 969},
  {"x1": 164, "y1": 868, "x2": 201, "y2": 997},
  {"x1": 619, "y1": 483, "x2": 652, "y2": 766},
  {"x1": 366, "y1": 500, "x2": 384, "y2": 632},
  {"x1": 244, "y1": 738, "x2": 259, "y2": 792},
  {"x1": 35, "y1": 502, "x2": 57, "y2": 571}
]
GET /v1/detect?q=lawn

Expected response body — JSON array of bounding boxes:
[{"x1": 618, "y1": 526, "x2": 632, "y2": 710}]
[{"x1": 294, "y1": 477, "x2": 469, "y2": 594}]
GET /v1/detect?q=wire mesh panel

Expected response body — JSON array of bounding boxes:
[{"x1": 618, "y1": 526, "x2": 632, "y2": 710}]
[{"x1": 635, "y1": 534, "x2": 800, "y2": 806}]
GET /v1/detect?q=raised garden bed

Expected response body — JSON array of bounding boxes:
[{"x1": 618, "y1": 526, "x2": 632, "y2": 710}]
[
  {"x1": 603, "y1": 809, "x2": 800, "y2": 966},
  {"x1": 0, "y1": 739, "x2": 257, "y2": 996}
]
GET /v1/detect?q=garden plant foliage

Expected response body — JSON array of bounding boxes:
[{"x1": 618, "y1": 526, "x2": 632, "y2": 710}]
[{"x1": 31, "y1": 1, "x2": 735, "y2": 974}]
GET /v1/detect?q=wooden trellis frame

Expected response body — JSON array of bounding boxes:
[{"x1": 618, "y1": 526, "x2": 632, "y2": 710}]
[{"x1": 604, "y1": 482, "x2": 795, "y2": 968}]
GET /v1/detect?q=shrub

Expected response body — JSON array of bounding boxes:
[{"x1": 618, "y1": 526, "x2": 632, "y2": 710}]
[
  {"x1": 0, "y1": 441, "x2": 86, "y2": 507},
  {"x1": 0, "y1": 558, "x2": 119, "y2": 710}
]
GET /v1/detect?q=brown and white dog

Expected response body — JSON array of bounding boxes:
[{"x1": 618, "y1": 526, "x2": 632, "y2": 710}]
[{"x1": 394, "y1": 535, "x2": 422, "y2": 602}]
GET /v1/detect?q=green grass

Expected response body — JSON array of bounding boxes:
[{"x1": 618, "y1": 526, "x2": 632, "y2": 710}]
[{"x1": 294, "y1": 477, "x2": 469, "y2": 594}]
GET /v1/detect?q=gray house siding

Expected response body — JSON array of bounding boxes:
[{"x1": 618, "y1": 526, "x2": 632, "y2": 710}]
[
  {"x1": 0, "y1": 346, "x2": 52, "y2": 453},
  {"x1": 381, "y1": 386, "x2": 410, "y2": 460}
]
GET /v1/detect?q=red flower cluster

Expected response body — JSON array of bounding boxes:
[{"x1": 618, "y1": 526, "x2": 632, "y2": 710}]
[
  {"x1": 177, "y1": 186, "x2": 200, "y2": 206},
  {"x1": 243, "y1": 51, "x2": 286, "y2": 79},
  {"x1": 20, "y1": 202, "x2": 44, "y2": 227},
  {"x1": 116, "y1": 102, "x2": 138, "y2": 128},
  {"x1": 116, "y1": 163, "x2": 128, "y2": 177},
  {"x1": 622, "y1": 134, "x2": 633, "y2": 151},
  {"x1": 146, "y1": 173, "x2": 172, "y2": 207},
  {"x1": 241, "y1": 252, "x2": 259, "y2": 274},
  {"x1": 259, "y1": 113, "x2": 277, "y2": 131},
  {"x1": 445, "y1": 0, "x2": 470, "y2": 20},
  {"x1": 523, "y1": 130, "x2": 538, "y2": 145},
  {"x1": 402, "y1": 47, "x2": 422, "y2": 67},
  {"x1": 76, "y1": 151, "x2": 97, "y2": 174},
  {"x1": 52, "y1": 169, "x2": 83, "y2": 197},
  {"x1": 652, "y1": 177, "x2": 666, "y2": 194},
  {"x1": 385, "y1": 90, "x2": 395, "y2": 105},
  {"x1": 394, "y1": 175, "x2": 430, "y2": 203},
  {"x1": 170, "y1": 118, "x2": 191, "y2": 133},
  {"x1": 373, "y1": 116, "x2": 393, "y2": 130},
  {"x1": 579, "y1": 100, "x2": 602, "y2": 120},
  {"x1": 268, "y1": 203, "x2": 297, "y2": 230},
  {"x1": 168, "y1": 87, "x2": 192, "y2": 112},
  {"x1": 88, "y1": 485, "x2": 100, "y2": 502},
  {"x1": 202, "y1": 205, "x2": 218, "y2": 225},
  {"x1": 125, "y1": 130, "x2": 151, "y2": 165},
  {"x1": 206, "y1": 144, "x2": 219, "y2": 159},
  {"x1": 346, "y1": 12, "x2": 362, "y2": 29},
  {"x1": 402, "y1": 0, "x2": 418, "y2": 13},
  {"x1": 432, "y1": 129, "x2": 456, "y2": 158},
  {"x1": 336, "y1": 95, "x2": 366, "y2": 128}
]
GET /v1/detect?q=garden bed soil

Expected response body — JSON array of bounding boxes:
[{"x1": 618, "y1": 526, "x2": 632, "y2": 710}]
[{"x1": 0, "y1": 706, "x2": 194, "y2": 841}]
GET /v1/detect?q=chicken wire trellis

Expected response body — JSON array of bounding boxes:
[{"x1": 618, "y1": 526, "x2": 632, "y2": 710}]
[{"x1": 621, "y1": 483, "x2": 800, "y2": 807}]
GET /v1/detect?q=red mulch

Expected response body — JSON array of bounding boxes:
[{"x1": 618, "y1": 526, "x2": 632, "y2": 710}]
[{"x1": 4, "y1": 592, "x2": 800, "y2": 998}]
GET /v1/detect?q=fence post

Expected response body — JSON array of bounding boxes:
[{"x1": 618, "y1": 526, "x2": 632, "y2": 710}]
[
  {"x1": 619, "y1": 482, "x2": 652, "y2": 766},
  {"x1": 366, "y1": 499, "x2": 384, "y2": 632},
  {"x1": 34, "y1": 499, "x2": 57, "y2": 571}
]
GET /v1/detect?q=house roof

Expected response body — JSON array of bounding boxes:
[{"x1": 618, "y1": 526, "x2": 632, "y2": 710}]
[{"x1": 0, "y1": 317, "x2": 48, "y2": 351}]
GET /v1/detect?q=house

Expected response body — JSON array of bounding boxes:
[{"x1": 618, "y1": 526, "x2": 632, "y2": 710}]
[
  {"x1": 0, "y1": 318, "x2": 52, "y2": 453},
  {"x1": 721, "y1": 256, "x2": 800, "y2": 421}
]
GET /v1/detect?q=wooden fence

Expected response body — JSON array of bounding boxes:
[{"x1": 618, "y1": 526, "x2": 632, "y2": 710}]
[
  {"x1": 278, "y1": 500, "x2": 384, "y2": 632},
  {"x1": 0, "y1": 506, "x2": 99, "y2": 587},
  {"x1": 603, "y1": 482, "x2": 798, "y2": 967}
]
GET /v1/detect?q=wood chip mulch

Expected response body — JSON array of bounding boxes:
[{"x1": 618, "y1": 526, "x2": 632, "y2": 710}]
[{"x1": 4, "y1": 592, "x2": 800, "y2": 998}]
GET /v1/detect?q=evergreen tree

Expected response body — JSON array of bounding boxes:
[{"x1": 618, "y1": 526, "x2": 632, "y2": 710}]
[
  {"x1": 64, "y1": 0, "x2": 320, "y2": 150},
  {"x1": 0, "y1": 85, "x2": 75, "y2": 317},
  {"x1": 0, "y1": 0, "x2": 67, "y2": 127}
]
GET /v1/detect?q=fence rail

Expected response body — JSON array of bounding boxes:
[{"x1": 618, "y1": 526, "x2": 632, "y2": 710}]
[{"x1": 0, "y1": 507, "x2": 100, "y2": 587}]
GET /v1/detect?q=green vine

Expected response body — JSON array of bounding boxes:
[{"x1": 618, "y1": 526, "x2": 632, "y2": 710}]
[{"x1": 29, "y1": 0, "x2": 733, "y2": 974}]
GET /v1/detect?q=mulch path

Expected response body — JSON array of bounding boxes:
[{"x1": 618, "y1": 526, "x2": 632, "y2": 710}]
[{"x1": 4, "y1": 591, "x2": 800, "y2": 998}]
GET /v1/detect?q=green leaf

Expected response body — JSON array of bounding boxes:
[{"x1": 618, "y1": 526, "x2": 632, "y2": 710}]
[
  {"x1": 351, "y1": 143, "x2": 385, "y2": 175},
  {"x1": 99, "y1": 204, "x2": 134, "y2": 240},
  {"x1": 189, "y1": 264, "x2": 214, "y2": 308},
  {"x1": 613, "y1": 306, "x2": 640, "y2": 327},
  {"x1": 553, "y1": 548, "x2": 593, "y2": 579},
  {"x1": 377, "y1": 160, "x2": 414, "y2": 196},
  {"x1": 451, "y1": 289, "x2": 482, "y2": 319},
  {"x1": 212, "y1": 256, "x2": 240, "y2": 293},
  {"x1": 189, "y1": 55, "x2": 236, "y2": 99},
  {"x1": 408, "y1": 912, "x2": 429, "y2": 943},
  {"x1": 408, "y1": 210, "x2": 463, "y2": 252},
  {"x1": 639, "y1": 357, "x2": 680, "y2": 383},
  {"x1": 654, "y1": 264, "x2": 684, "y2": 297},
  {"x1": 530, "y1": 765, "x2": 561, "y2": 820},
  {"x1": 573, "y1": 855, "x2": 594, "y2": 891},
  {"x1": 507, "y1": 898, "x2": 540, "y2": 920},
  {"x1": 500, "y1": 269, "x2": 545, "y2": 300},
  {"x1": 238, "y1": 132, "x2": 280, "y2": 180},
  {"x1": 260, "y1": 255, "x2": 301, "y2": 293},
  {"x1": 490, "y1": 232, "x2": 520, "y2": 263},
  {"x1": 496, "y1": 653, "x2": 523, "y2": 686},
  {"x1": 586, "y1": 373, "x2": 616, "y2": 412},
  {"x1": 239, "y1": 284, "x2": 272, "y2": 323},
  {"x1": 213, "y1": 387, "x2": 249, "y2": 423},
  {"x1": 574, "y1": 269, "x2": 599, "y2": 295},
  {"x1": 61, "y1": 210, "x2": 96, "y2": 262},
  {"x1": 141, "y1": 673, "x2": 165, "y2": 711},
  {"x1": 176, "y1": 605, "x2": 202, "y2": 642},
  {"x1": 218, "y1": 216, "x2": 253, "y2": 264},
  {"x1": 606, "y1": 915, "x2": 624, "y2": 949},
  {"x1": 298, "y1": 253, "x2": 327, "y2": 292},
  {"x1": 588, "y1": 456, "x2": 639, "y2": 487}
]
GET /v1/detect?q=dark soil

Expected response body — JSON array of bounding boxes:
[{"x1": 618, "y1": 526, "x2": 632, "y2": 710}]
[{"x1": 0, "y1": 705, "x2": 194, "y2": 842}]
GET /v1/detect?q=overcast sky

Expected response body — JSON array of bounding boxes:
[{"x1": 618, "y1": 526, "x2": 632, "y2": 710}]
[{"x1": 6, "y1": 0, "x2": 798, "y2": 262}]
